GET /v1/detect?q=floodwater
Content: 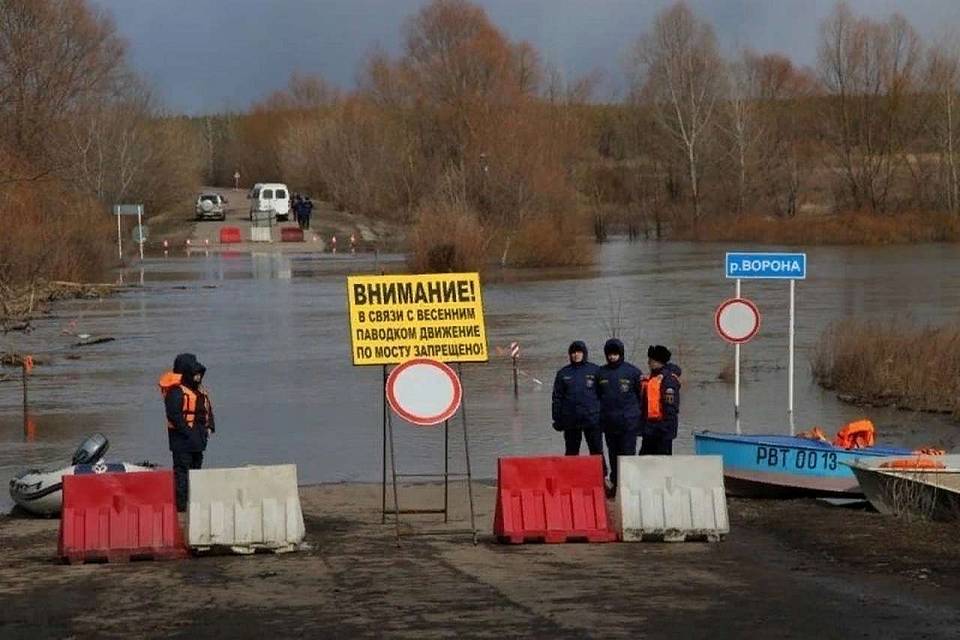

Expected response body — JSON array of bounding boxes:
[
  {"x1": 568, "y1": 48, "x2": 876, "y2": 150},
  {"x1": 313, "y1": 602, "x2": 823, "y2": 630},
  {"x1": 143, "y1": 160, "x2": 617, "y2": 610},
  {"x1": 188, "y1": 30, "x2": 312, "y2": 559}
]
[{"x1": 3, "y1": 242, "x2": 959, "y2": 511}]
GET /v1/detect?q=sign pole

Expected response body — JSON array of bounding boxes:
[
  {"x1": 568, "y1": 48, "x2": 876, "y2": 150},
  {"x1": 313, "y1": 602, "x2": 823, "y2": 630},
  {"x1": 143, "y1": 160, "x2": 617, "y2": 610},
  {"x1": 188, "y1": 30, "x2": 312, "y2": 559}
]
[
  {"x1": 137, "y1": 206, "x2": 144, "y2": 261},
  {"x1": 458, "y1": 363, "x2": 478, "y2": 545},
  {"x1": 22, "y1": 359, "x2": 29, "y2": 434},
  {"x1": 735, "y1": 278, "x2": 741, "y2": 435},
  {"x1": 443, "y1": 418, "x2": 449, "y2": 524},
  {"x1": 387, "y1": 399, "x2": 401, "y2": 546},
  {"x1": 381, "y1": 365, "x2": 388, "y2": 525},
  {"x1": 788, "y1": 279, "x2": 795, "y2": 435},
  {"x1": 116, "y1": 211, "x2": 123, "y2": 261}
]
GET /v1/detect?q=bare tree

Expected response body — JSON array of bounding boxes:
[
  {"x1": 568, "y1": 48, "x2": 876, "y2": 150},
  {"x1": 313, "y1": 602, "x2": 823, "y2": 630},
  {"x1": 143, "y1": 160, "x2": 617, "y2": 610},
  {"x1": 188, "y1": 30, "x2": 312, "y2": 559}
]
[
  {"x1": 0, "y1": 0, "x2": 124, "y2": 169},
  {"x1": 629, "y1": 2, "x2": 726, "y2": 224},
  {"x1": 723, "y1": 53, "x2": 765, "y2": 216},
  {"x1": 817, "y1": 2, "x2": 921, "y2": 213},
  {"x1": 925, "y1": 35, "x2": 960, "y2": 214}
]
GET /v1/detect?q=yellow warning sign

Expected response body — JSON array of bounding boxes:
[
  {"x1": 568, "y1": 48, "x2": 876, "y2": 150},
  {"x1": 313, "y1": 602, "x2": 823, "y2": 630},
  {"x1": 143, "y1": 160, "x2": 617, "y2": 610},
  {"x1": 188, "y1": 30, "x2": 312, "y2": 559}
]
[{"x1": 347, "y1": 272, "x2": 488, "y2": 365}]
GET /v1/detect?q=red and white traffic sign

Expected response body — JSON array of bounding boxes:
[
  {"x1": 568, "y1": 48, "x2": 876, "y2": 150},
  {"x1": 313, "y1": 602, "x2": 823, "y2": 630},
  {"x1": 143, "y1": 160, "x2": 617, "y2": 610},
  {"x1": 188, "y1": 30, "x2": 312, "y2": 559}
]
[
  {"x1": 715, "y1": 298, "x2": 760, "y2": 344},
  {"x1": 509, "y1": 341, "x2": 520, "y2": 358},
  {"x1": 386, "y1": 358, "x2": 462, "y2": 426}
]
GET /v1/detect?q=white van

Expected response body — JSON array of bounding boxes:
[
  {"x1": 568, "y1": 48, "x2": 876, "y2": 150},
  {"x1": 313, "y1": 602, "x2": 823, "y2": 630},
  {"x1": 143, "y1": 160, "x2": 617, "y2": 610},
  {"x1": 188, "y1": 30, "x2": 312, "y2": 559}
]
[{"x1": 248, "y1": 183, "x2": 290, "y2": 221}]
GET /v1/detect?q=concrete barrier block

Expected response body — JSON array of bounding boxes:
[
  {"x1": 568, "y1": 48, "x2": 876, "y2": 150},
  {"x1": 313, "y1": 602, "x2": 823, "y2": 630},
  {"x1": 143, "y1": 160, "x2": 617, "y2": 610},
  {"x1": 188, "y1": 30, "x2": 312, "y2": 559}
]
[
  {"x1": 250, "y1": 227, "x2": 272, "y2": 242},
  {"x1": 617, "y1": 455, "x2": 728, "y2": 542},
  {"x1": 188, "y1": 464, "x2": 306, "y2": 554}
]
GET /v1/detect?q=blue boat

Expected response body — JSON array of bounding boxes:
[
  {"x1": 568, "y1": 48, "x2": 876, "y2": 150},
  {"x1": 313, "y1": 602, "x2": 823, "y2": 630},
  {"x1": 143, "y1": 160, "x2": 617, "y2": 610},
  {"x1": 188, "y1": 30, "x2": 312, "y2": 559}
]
[{"x1": 693, "y1": 432, "x2": 914, "y2": 498}]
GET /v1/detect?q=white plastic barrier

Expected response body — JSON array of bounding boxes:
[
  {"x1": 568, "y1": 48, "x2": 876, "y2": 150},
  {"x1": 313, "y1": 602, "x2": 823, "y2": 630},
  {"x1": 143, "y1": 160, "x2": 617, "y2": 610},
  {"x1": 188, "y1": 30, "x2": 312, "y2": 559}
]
[
  {"x1": 617, "y1": 455, "x2": 728, "y2": 542},
  {"x1": 250, "y1": 227, "x2": 272, "y2": 242},
  {"x1": 188, "y1": 464, "x2": 306, "y2": 554}
]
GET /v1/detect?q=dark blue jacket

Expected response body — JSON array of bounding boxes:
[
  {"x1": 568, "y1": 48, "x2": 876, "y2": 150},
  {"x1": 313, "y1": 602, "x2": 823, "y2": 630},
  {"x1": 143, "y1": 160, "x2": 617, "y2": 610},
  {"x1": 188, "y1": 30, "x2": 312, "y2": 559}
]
[
  {"x1": 596, "y1": 339, "x2": 643, "y2": 433},
  {"x1": 551, "y1": 341, "x2": 600, "y2": 431},
  {"x1": 642, "y1": 363, "x2": 681, "y2": 439},
  {"x1": 164, "y1": 353, "x2": 214, "y2": 453}
]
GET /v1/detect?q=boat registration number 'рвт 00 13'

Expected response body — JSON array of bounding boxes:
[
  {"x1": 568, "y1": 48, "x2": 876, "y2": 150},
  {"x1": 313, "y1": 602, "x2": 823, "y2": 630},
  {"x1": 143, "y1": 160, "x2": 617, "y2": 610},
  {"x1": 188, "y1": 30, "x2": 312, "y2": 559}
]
[{"x1": 756, "y1": 446, "x2": 838, "y2": 471}]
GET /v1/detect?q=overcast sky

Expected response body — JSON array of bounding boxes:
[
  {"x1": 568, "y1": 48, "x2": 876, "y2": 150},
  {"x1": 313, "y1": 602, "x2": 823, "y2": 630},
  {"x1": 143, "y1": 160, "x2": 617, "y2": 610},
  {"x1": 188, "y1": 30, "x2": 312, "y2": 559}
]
[{"x1": 91, "y1": 0, "x2": 960, "y2": 114}]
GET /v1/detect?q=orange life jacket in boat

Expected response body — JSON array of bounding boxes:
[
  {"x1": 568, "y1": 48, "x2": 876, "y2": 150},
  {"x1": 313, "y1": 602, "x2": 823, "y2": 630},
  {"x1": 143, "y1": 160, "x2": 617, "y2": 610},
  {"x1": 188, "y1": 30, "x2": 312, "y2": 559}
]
[
  {"x1": 879, "y1": 457, "x2": 946, "y2": 470},
  {"x1": 832, "y1": 419, "x2": 875, "y2": 449}
]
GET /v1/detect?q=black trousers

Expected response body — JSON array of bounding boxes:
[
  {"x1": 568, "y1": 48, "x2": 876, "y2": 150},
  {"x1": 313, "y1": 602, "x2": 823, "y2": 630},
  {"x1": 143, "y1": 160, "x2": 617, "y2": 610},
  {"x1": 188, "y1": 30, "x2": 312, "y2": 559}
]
[
  {"x1": 563, "y1": 427, "x2": 607, "y2": 475},
  {"x1": 639, "y1": 435, "x2": 674, "y2": 456},
  {"x1": 604, "y1": 430, "x2": 638, "y2": 488},
  {"x1": 172, "y1": 451, "x2": 204, "y2": 512}
]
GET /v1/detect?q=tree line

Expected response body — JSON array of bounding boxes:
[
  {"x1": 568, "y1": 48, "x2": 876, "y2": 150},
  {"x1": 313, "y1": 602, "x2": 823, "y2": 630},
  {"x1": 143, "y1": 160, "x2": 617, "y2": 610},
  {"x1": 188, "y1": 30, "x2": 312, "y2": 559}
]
[
  {"x1": 0, "y1": 0, "x2": 200, "y2": 303},
  {"x1": 6, "y1": 0, "x2": 960, "y2": 296},
  {"x1": 197, "y1": 0, "x2": 960, "y2": 265}
]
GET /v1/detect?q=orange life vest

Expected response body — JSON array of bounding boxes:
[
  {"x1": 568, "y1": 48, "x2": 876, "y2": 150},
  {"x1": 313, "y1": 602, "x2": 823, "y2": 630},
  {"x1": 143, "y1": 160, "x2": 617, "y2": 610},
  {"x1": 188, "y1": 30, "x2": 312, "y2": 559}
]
[
  {"x1": 158, "y1": 371, "x2": 198, "y2": 430},
  {"x1": 797, "y1": 426, "x2": 830, "y2": 443},
  {"x1": 832, "y1": 419, "x2": 875, "y2": 449},
  {"x1": 645, "y1": 375, "x2": 664, "y2": 421},
  {"x1": 644, "y1": 370, "x2": 680, "y2": 422},
  {"x1": 879, "y1": 457, "x2": 946, "y2": 470}
]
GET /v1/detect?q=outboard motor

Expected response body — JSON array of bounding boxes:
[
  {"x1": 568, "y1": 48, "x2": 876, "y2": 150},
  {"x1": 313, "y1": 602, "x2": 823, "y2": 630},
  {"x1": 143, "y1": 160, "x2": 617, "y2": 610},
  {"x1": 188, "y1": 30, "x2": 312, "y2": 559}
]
[{"x1": 71, "y1": 434, "x2": 109, "y2": 465}]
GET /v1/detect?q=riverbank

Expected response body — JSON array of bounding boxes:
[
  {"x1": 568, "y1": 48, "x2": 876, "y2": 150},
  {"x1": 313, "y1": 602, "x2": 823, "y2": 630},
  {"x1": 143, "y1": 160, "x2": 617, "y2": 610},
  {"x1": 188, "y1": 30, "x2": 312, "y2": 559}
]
[
  {"x1": 0, "y1": 281, "x2": 120, "y2": 326},
  {"x1": 813, "y1": 319, "x2": 960, "y2": 421},
  {"x1": 2, "y1": 482, "x2": 959, "y2": 639},
  {"x1": 675, "y1": 211, "x2": 960, "y2": 245}
]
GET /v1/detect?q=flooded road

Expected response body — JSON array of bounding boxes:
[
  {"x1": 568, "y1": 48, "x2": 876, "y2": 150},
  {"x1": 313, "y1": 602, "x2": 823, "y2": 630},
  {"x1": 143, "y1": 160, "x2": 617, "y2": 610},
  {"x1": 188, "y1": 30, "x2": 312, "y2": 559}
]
[{"x1": 3, "y1": 242, "x2": 959, "y2": 511}]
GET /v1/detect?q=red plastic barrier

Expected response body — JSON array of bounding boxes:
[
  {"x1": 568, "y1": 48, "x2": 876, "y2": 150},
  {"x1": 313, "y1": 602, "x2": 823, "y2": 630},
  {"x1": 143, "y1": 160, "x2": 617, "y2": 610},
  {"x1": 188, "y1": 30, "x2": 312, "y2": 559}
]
[
  {"x1": 219, "y1": 226, "x2": 242, "y2": 244},
  {"x1": 493, "y1": 455, "x2": 616, "y2": 544},
  {"x1": 58, "y1": 470, "x2": 186, "y2": 564},
  {"x1": 280, "y1": 227, "x2": 304, "y2": 242}
]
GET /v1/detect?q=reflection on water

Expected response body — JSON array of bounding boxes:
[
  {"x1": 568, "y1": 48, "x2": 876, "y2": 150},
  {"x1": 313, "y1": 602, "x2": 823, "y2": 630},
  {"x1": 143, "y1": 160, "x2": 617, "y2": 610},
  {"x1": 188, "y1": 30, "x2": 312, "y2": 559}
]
[{"x1": 2, "y1": 243, "x2": 959, "y2": 511}]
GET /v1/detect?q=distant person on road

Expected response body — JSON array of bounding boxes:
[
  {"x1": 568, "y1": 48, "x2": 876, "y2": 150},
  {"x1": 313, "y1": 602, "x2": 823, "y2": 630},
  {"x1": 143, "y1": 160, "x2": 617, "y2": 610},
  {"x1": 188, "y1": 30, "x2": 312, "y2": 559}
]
[
  {"x1": 552, "y1": 341, "x2": 605, "y2": 473},
  {"x1": 292, "y1": 194, "x2": 304, "y2": 230},
  {"x1": 158, "y1": 353, "x2": 215, "y2": 512},
  {"x1": 640, "y1": 345, "x2": 681, "y2": 456},
  {"x1": 596, "y1": 338, "x2": 643, "y2": 498},
  {"x1": 301, "y1": 196, "x2": 314, "y2": 231}
]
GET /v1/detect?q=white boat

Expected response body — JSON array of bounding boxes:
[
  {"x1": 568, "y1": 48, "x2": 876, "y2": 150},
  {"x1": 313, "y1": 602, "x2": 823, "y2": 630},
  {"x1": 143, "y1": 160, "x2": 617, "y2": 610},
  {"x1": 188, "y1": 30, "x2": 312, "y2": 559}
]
[
  {"x1": 8, "y1": 434, "x2": 155, "y2": 517},
  {"x1": 847, "y1": 454, "x2": 960, "y2": 522}
]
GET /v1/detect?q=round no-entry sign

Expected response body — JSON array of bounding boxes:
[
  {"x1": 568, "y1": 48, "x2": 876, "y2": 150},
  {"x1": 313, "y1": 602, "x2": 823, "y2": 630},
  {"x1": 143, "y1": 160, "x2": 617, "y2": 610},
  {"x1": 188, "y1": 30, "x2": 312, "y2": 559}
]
[
  {"x1": 386, "y1": 359, "x2": 462, "y2": 426},
  {"x1": 715, "y1": 298, "x2": 761, "y2": 344}
]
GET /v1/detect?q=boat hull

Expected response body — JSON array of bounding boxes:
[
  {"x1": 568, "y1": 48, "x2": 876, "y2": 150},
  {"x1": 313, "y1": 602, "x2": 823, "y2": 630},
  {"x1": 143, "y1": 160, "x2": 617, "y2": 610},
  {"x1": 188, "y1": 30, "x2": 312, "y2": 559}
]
[
  {"x1": 9, "y1": 462, "x2": 153, "y2": 516},
  {"x1": 849, "y1": 455, "x2": 960, "y2": 521},
  {"x1": 694, "y1": 432, "x2": 913, "y2": 498}
]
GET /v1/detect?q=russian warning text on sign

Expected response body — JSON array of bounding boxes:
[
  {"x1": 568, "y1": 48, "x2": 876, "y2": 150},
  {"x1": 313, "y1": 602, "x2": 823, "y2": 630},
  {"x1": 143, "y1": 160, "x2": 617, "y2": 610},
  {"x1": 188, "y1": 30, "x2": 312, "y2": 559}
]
[{"x1": 347, "y1": 273, "x2": 488, "y2": 365}]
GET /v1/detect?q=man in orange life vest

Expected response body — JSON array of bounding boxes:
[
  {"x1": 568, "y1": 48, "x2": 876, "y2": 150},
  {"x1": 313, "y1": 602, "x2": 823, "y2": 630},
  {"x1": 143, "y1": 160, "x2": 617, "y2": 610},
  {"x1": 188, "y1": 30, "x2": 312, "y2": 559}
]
[
  {"x1": 640, "y1": 345, "x2": 681, "y2": 456},
  {"x1": 159, "y1": 353, "x2": 215, "y2": 511}
]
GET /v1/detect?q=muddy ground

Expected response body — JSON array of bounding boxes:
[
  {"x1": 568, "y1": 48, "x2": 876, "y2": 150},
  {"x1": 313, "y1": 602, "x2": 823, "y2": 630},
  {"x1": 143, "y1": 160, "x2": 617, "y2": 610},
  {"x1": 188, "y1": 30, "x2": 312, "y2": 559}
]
[{"x1": 2, "y1": 483, "x2": 959, "y2": 639}]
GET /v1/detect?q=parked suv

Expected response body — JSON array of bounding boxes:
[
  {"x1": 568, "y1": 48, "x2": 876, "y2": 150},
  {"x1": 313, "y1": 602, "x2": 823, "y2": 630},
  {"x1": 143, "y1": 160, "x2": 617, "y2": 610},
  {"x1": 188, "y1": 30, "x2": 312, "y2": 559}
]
[{"x1": 195, "y1": 193, "x2": 227, "y2": 221}]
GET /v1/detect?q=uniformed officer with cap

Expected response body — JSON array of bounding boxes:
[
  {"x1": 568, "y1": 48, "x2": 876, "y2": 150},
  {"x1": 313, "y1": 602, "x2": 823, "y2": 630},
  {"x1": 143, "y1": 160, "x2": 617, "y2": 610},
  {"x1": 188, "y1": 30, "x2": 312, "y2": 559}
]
[{"x1": 640, "y1": 345, "x2": 681, "y2": 456}]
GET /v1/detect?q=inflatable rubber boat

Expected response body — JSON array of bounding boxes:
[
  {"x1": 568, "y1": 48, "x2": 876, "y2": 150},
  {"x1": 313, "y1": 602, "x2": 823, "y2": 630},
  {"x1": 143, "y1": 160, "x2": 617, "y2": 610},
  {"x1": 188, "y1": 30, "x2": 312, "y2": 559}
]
[{"x1": 9, "y1": 434, "x2": 155, "y2": 516}]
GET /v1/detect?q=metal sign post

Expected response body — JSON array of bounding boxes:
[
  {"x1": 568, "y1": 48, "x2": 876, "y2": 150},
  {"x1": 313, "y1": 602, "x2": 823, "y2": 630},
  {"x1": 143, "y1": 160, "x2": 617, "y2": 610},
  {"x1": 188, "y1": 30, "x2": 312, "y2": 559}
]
[
  {"x1": 113, "y1": 204, "x2": 144, "y2": 262},
  {"x1": 137, "y1": 208, "x2": 144, "y2": 261},
  {"x1": 381, "y1": 360, "x2": 477, "y2": 546},
  {"x1": 715, "y1": 294, "x2": 760, "y2": 433},
  {"x1": 735, "y1": 279, "x2": 741, "y2": 432},
  {"x1": 724, "y1": 252, "x2": 807, "y2": 435}
]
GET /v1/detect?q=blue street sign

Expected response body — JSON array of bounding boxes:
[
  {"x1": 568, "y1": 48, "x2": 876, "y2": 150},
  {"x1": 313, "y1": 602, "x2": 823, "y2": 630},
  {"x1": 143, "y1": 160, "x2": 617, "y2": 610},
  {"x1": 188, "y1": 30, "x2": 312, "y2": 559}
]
[{"x1": 725, "y1": 252, "x2": 806, "y2": 279}]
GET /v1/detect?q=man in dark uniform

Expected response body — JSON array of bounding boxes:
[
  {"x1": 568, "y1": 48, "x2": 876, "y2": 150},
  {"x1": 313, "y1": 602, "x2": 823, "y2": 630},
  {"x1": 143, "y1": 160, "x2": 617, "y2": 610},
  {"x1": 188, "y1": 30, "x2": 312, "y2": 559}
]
[
  {"x1": 596, "y1": 338, "x2": 643, "y2": 497},
  {"x1": 301, "y1": 196, "x2": 314, "y2": 230},
  {"x1": 158, "y1": 353, "x2": 215, "y2": 511},
  {"x1": 640, "y1": 345, "x2": 681, "y2": 456},
  {"x1": 552, "y1": 341, "x2": 604, "y2": 469}
]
